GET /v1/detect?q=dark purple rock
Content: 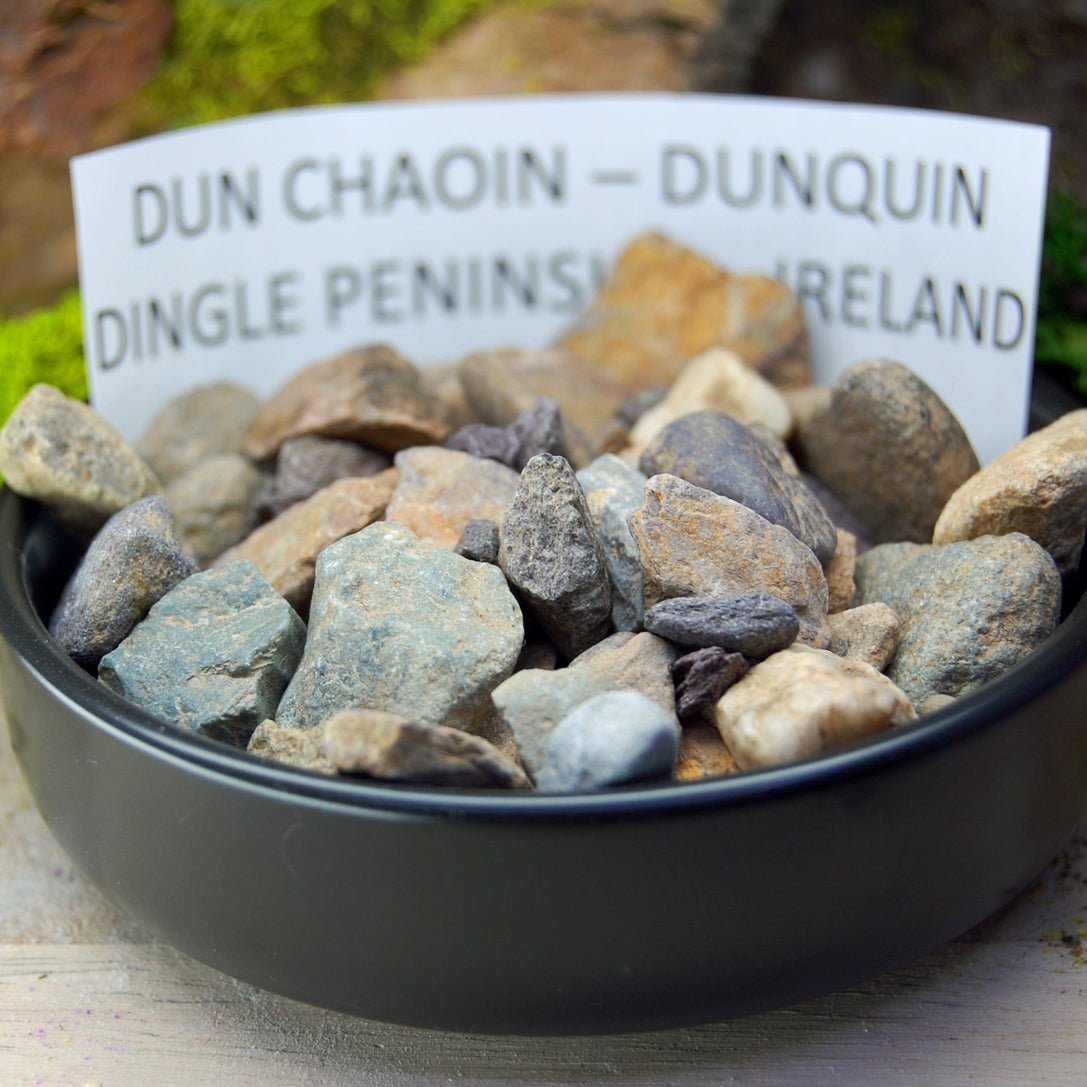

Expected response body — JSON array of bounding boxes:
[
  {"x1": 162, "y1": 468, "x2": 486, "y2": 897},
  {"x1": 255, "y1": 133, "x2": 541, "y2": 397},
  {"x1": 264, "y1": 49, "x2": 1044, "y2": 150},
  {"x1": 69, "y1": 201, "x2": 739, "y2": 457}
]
[
  {"x1": 454, "y1": 518, "x2": 501, "y2": 564},
  {"x1": 511, "y1": 397, "x2": 567, "y2": 469},
  {"x1": 644, "y1": 592, "x2": 800, "y2": 657},
  {"x1": 672, "y1": 647, "x2": 749, "y2": 719},
  {"x1": 446, "y1": 423, "x2": 521, "y2": 467}
]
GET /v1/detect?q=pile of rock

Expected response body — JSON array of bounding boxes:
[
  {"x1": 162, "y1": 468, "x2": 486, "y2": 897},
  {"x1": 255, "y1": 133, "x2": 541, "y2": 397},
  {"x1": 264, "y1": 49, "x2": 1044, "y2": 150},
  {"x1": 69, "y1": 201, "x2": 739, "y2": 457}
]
[{"x1": 1, "y1": 231, "x2": 1083, "y2": 793}]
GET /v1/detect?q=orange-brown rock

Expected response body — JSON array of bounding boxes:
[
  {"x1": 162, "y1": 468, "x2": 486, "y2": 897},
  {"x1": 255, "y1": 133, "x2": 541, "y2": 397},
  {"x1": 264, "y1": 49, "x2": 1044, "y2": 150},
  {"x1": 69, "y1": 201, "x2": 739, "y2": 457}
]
[{"x1": 675, "y1": 722, "x2": 739, "y2": 781}]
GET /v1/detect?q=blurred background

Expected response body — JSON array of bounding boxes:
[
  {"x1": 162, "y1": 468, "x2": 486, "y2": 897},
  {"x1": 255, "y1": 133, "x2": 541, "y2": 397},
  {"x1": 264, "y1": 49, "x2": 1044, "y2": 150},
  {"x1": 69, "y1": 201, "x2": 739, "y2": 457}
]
[{"x1": 1, "y1": 0, "x2": 1085, "y2": 416}]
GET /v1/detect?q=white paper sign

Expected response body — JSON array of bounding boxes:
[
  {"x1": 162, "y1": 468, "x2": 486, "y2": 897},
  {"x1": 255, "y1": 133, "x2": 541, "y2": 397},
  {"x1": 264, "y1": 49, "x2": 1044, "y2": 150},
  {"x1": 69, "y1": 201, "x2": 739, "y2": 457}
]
[{"x1": 71, "y1": 93, "x2": 1050, "y2": 463}]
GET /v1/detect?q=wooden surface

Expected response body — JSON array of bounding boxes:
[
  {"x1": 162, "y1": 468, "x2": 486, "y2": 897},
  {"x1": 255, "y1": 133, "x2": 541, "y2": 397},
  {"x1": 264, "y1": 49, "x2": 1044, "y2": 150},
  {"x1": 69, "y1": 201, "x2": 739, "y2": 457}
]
[{"x1": 3, "y1": 704, "x2": 1086, "y2": 1087}]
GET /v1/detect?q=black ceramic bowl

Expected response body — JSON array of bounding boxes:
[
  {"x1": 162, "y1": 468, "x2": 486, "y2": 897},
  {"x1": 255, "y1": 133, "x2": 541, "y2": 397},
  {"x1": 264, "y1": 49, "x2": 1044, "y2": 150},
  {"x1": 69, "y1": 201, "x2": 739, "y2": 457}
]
[{"x1": 2, "y1": 376, "x2": 1087, "y2": 1036}]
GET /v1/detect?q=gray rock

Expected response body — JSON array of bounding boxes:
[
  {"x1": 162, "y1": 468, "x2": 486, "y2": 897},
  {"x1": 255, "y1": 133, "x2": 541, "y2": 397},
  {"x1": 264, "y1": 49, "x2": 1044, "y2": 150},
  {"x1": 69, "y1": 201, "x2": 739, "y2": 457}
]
[
  {"x1": 672, "y1": 647, "x2": 749, "y2": 719},
  {"x1": 644, "y1": 592, "x2": 799, "y2": 657},
  {"x1": 99, "y1": 560, "x2": 306, "y2": 746},
  {"x1": 511, "y1": 397, "x2": 567, "y2": 468},
  {"x1": 0, "y1": 383, "x2": 161, "y2": 532},
  {"x1": 535, "y1": 691, "x2": 681, "y2": 792},
  {"x1": 454, "y1": 518, "x2": 501, "y2": 564},
  {"x1": 276, "y1": 522, "x2": 523, "y2": 730},
  {"x1": 639, "y1": 411, "x2": 837, "y2": 562},
  {"x1": 576, "y1": 454, "x2": 648, "y2": 631},
  {"x1": 49, "y1": 496, "x2": 197, "y2": 670},
  {"x1": 445, "y1": 423, "x2": 521, "y2": 467},
  {"x1": 138, "y1": 381, "x2": 260, "y2": 485},
  {"x1": 498, "y1": 453, "x2": 612, "y2": 659},
  {"x1": 853, "y1": 533, "x2": 1062, "y2": 704}
]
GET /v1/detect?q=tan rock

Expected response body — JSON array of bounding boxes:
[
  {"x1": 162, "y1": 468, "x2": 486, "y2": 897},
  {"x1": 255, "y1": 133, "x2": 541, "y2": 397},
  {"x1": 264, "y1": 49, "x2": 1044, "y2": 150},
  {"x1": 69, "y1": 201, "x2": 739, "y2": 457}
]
[
  {"x1": 419, "y1": 361, "x2": 477, "y2": 432},
  {"x1": 933, "y1": 408, "x2": 1087, "y2": 576},
  {"x1": 247, "y1": 720, "x2": 336, "y2": 776},
  {"x1": 556, "y1": 232, "x2": 811, "y2": 394},
  {"x1": 214, "y1": 469, "x2": 397, "y2": 614},
  {"x1": 569, "y1": 631, "x2": 678, "y2": 715},
  {"x1": 386, "y1": 446, "x2": 520, "y2": 549},
  {"x1": 242, "y1": 344, "x2": 450, "y2": 461},
  {"x1": 824, "y1": 528, "x2": 858, "y2": 613},
  {"x1": 713, "y1": 644, "x2": 915, "y2": 770},
  {"x1": 917, "y1": 693, "x2": 956, "y2": 716},
  {"x1": 826, "y1": 602, "x2": 900, "y2": 671},
  {"x1": 674, "y1": 722, "x2": 740, "y2": 782}
]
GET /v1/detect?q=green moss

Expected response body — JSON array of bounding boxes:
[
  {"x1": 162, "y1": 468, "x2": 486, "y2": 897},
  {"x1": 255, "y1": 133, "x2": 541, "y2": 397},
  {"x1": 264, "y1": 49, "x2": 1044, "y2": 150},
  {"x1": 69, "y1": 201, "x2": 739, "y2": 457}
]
[
  {"x1": 0, "y1": 291, "x2": 86, "y2": 429},
  {"x1": 1036, "y1": 189, "x2": 1087, "y2": 394}
]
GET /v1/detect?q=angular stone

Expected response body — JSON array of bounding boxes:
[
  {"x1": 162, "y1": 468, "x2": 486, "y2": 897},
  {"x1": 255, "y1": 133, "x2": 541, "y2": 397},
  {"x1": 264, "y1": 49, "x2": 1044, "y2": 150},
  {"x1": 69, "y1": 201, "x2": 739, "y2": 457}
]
[
  {"x1": 853, "y1": 533, "x2": 1062, "y2": 705},
  {"x1": 796, "y1": 358, "x2": 980, "y2": 544},
  {"x1": 675, "y1": 722, "x2": 740, "y2": 782},
  {"x1": 824, "y1": 528, "x2": 858, "y2": 613},
  {"x1": 644, "y1": 592, "x2": 800, "y2": 657},
  {"x1": 386, "y1": 446, "x2": 519, "y2": 549},
  {"x1": 498, "y1": 453, "x2": 612, "y2": 658},
  {"x1": 629, "y1": 474, "x2": 830, "y2": 647},
  {"x1": 535, "y1": 690, "x2": 681, "y2": 792},
  {"x1": 320, "y1": 708, "x2": 530, "y2": 788},
  {"x1": 258, "y1": 436, "x2": 391, "y2": 519},
  {"x1": 629, "y1": 347, "x2": 794, "y2": 450},
  {"x1": 419, "y1": 360, "x2": 477, "y2": 432},
  {"x1": 242, "y1": 344, "x2": 450, "y2": 461},
  {"x1": 556, "y1": 232, "x2": 811, "y2": 392},
  {"x1": 138, "y1": 381, "x2": 260, "y2": 484},
  {"x1": 214, "y1": 470, "x2": 397, "y2": 615},
  {"x1": 445, "y1": 423, "x2": 521, "y2": 467},
  {"x1": 672, "y1": 647, "x2": 749, "y2": 719},
  {"x1": 49, "y1": 495, "x2": 197, "y2": 671},
  {"x1": 933, "y1": 408, "x2": 1087, "y2": 577},
  {"x1": 247, "y1": 719, "x2": 336, "y2": 776},
  {"x1": 276, "y1": 522, "x2": 523, "y2": 731},
  {"x1": 575, "y1": 453, "x2": 648, "y2": 631},
  {"x1": 467, "y1": 707, "x2": 524, "y2": 766},
  {"x1": 917, "y1": 693, "x2": 956, "y2": 716},
  {"x1": 714, "y1": 644, "x2": 915, "y2": 770},
  {"x1": 99, "y1": 560, "x2": 306, "y2": 747},
  {"x1": 511, "y1": 397, "x2": 567, "y2": 468},
  {"x1": 453, "y1": 518, "x2": 500, "y2": 565},
  {"x1": 0, "y1": 383, "x2": 160, "y2": 532},
  {"x1": 826, "y1": 602, "x2": 900, "y2": 671},
  {"x1": 164, "y1": 453, "x2": 264, "y2": 566},
  {"x1": 569, "y1": 630, "x2": 678, "y2": 711}
]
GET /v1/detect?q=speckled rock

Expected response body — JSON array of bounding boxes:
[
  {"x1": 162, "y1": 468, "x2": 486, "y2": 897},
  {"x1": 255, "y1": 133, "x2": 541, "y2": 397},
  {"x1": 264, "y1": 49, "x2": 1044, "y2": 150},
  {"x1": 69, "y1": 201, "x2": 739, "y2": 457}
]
[
  {"x1": 276, "y1": 522, "x2": 523, "y2": 731},
  {"x1": 644, "y1": 592, "x2": 799, "y2": 657},
  {"x1": 629, "y1": 474, "x2": 829, "y2": 647},
  {"x1": 826, "y1": 602, "x2": 900, "y2": 670},
  {"x1": 535, "y1": 690, "x2": 681, "y2": 792},
  {"x1": 214, "y1": 470, "x2": 397, "y2": 614},
  {"x1": 511, "y1": 397, "x2": 567, "y2": 468},
  {"x1": 853, "y1": 533, "x2": 1062, "y2": 705},
  {"x1": 138, "y1": 381, "x2": 260, "y2": 485},
  {"x1": 640, "y1": 411, "x2": 836, "y2": 562},
  {"x1": 498, "y1": 453, "x2": 612, "y2": 658},
  {"x1": 247, "y1": 719, "x2": 336, "y2": 775},
  {"x1": 672, "y1": 646, "x2": 749, "y2": 719},
  {"x1": 454, "y1": 518, "x2": 501, "y2": 564},
  {"x1": 242, "y1": 344, "x2": 450, "y2": 460},
  {"x1": 386, "y1": 446, "x2": 519, "y2": 549},
  {"x1": 258, "y1": 436, "x2": 391, "y2": 519},
  {"x1": 555, "y1": 232, "x2": 811, "y2": 392},
  {"x1": 0, "y1": 383, "x2": 160, "y2": 532},
  {"x1": 164, "y1": 453, "x2": 264, "y2": 566},
  {"x1": 824, "y1": 528, "x2": 858, "y2": 613},
  {"x1": 675, "y1": 722, "x2": 740, "y2": 781},
  {"x1": 575, "y1": 454, "x2": 647, "y2": 631},
  {"x1": 933, "y1": 409, "x2": 1087, "y2": 577},
  {"x1": 320, "y1": 708, "x2": 530, "y2": 788},
  {"x1": 795, "y1": 359, "x2": 980, "y2": 544},
  {"x1": 49, "y1": 496, "x2": 197, "y2": 670},
  {"x1": 629, "y1": 347, "x2": 793, "y2": 449},
  {"x1": 99, "y1": 560, "x2": 306, "y2": 746},
  {"x1": 714, "y1": 643, "x2": 915, "y2": 770},
  {"x1": 445, "y1": 423, "x2": 521, "y2": 467}
]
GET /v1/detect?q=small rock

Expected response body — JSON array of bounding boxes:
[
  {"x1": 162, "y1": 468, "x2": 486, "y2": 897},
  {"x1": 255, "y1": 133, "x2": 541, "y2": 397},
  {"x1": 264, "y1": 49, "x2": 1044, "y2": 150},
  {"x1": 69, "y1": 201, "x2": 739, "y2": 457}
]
[
  {"x1": 795, "y1": 359, "x2": 980, "y2": 544},
  {"x1": 258, "y1": 436, "x2": 391, "y2": 519},
  {"x1": 629, "y1": 474, "x2": 830, "y2": 647},
  {"x1": 713, "y1": 644, "x2": 915, "y2": 770},
  {"x1": 615, "y1": 387, "x2": 668, "y2": 428},
  {"x1": 276, "y1": 522, "x2": 523, "y2": 731},
  {"x1": 247, "y1": 719, "x2": 336, "y2": 775},
  {"x1": 639, "y1": 411, "x2": 836, "y2": 562},
  {"x1": 242, "y1": 344, "x2": 450, "y2": 460},
  {"x1": 826, "y1": 603, "x2": 900, "y2": 670},
  {"x1": 445, "y1": 423, "x2": 521, "y2": 467},
  {"x1": 498, "y1": 453, "x2": 612, "y2": 658},
  {"x1": 49, "y1": 496, "x2": 197, "y2": 670},
  {"x1": 535, "y1": 691, "x2": 681, "y2": 792},
  {"x1": 629, "y1": 347, "x2": 793, "y2": 449},
  {"x1": 853, "y1": 533, "x2": 1062, "y2": 705},
  {"x1": 511, "y1": 397, "x2": 567, "y2": 467},
  {"x1": 824, "y1": 528, "x2": 858, "y2": 613},
  {"x1": 214, "y1": 470, "x2": 397, "y2": 615},
  {"x1": 0, "y1": 383, "x2": 160, "y2": 532},
  {"x1": 386, "y1": 446, "x2": 519, "y2": 549},
  {"x1": 644, "y1": 592, "x2": 800, "y2": 657},
  {"x1": 515, "y1": 643, "x2": 559, "y2": 672},
  {"x1": 917, "y1": 693, "x2": 957, "y2": 716},
  {"x1": 164, "y1": 453, "x2": 265, "y2": 566},
  {"x1": 321, "y1": 708, "x2": 530, "y2": 788},
  {"x1": 99, "y1": 560, "x2": 306, "y2": 747},
  {"x1": 419, "y1": 360, "x2": 477, "y2": 431},
  {"x1": 138, "y1": 381, "x2": 260, "y2": 484},
  {"x1": 576, "y1": 453, "x2": 648, "y2": 631},
  {"x1": 933, "y1": 408, "x2": 1087, "y2": 577},
  {"x1": 675, "y1": 722, "x2": 740, "y2": 781},
  {"x1": 454, "y1": 518, "x2": 501, "y2": 564},
  {"x1": 467, "y1": 707, "x2": 524, "y2": 766},
  {"x1": 672, "y1": 647, "x2": 749, "y2": 719}
]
